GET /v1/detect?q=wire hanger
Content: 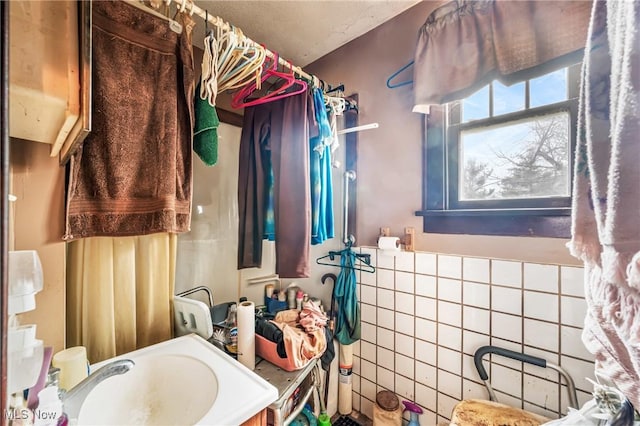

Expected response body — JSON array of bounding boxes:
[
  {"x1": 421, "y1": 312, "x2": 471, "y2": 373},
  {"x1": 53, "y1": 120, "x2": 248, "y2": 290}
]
[
  {"x1": 325, "y1": 84, "x2": 345, "y2": 95},
  {"x1": 316, "y1": 246, "x2": 376, "y2": 273},
  {"x1": 386, "y1": 60, "x2": 414, "y2": 89},
  {"x1": 231, "y1": 52, "x2": 307, "y2": 108}
]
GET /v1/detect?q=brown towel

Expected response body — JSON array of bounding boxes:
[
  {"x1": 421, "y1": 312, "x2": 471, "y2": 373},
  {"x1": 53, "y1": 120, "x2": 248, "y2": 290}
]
[{"x1": 64, "y1": 1, "x2": 195, "y2": 240}]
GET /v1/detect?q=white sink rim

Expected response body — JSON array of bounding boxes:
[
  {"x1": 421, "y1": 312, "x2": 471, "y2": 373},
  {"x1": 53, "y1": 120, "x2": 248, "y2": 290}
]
[
  {"x1": 82, "y1": 334, "x2": 278, "y2": 425},
  {"x1": 78, "y1": 353, "x2": 218, "y2": 425}
]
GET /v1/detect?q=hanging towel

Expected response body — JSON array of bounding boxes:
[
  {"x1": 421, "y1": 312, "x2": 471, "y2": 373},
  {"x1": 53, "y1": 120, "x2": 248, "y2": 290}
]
[
  {"x1": 193, "y1": 82, "x2": 220, "y2": 166},
  {"x1": 333, "y1": 249, "x2": 361, "y2": 345},
  {"x1": 568, "y1": 0, "x2": 640, "y2": 408},
  {"x1": 237, "y1": 91, "x2": 311, "y2": 277},
  {"x1": 65, "y1": 1, "x2": 195, "y2": 240},
  {"x1": 237, "y1": 105, "x2": 270, "y2": 269},
  {"x1": 310, "y1": 88, "x2": 335, "y2": 245}
]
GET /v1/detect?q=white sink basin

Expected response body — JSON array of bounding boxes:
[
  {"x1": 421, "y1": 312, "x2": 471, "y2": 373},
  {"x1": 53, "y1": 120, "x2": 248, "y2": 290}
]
[{"x1": 76, "y1": 335, "x2": 277, "y2": 425}]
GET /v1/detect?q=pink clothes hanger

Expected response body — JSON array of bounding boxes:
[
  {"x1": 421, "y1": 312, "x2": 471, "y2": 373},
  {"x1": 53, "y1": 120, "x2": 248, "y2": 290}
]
[{"x1": 231, "y1": 52, "x2": 307, "y2": 109}]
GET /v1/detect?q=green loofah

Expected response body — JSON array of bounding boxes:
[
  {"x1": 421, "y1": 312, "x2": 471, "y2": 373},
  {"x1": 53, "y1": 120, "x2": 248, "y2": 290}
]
[{"x1": 193, "y1": 82, "x2": 219, "y2": 166}]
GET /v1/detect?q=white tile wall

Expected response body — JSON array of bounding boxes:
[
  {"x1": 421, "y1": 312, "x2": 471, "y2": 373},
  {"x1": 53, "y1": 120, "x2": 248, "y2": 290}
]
[
  {"x1": 396, "y1": 312, "x2": 415, "y2": 336},
  {"x1": 351, "y1": 249, "x2": 595, "y2": 422},
  {"x1": 377, "y1": 307, "x2": 394, "y2": 328},
  {"x1": 361, "y1": 303, "x2": 376, "y2": 324},
  {"x1": 377, "y1": 288, "x2": 394, "y2": 310},
  {"x1": 492, "y1": 260, "x2": 522, "y2": 287},
  {"x1": 524, "y1": 263, "x2": 559, "y2": 293},
  {"x1": 492, "y1": 286, "x2": 522, "y2": 315},
  {"x1": 377, "y1": 366, "x2": 394, "y2": 391},
  {"x1": 463, "y1": 281, "x2": 490, "y2": 308},
  {"x1": 524, "y1": 291, "x2": 559, "y2": 322},
  {"x1": 438, "y1": 255, "x2": 462, "y2": 279},
  {"x1": 463, "y1": 257, "x2": 490, "y2": 283},
  {"x1": 560, "y1": 266, "x2": 584, "y2": 297},
  {"x1": 439, "y1": 278, "x2": 462, "y2": 303},
  {"x1": 395, "y1": 271, "x2": 414, "y2": 293},
  {"x1": 560, "y1": 296, "x2": 587, "y2": 328},
  {"x1": 416, "y1": 339, "x2": 437, "y2": 365},
  {"x1": 395, "y1": 251, "x2": 415, "y2": 273},
  {"x1": 415, "y1": 296, "x2": 437, "y2": 321},
  {"x1": 415, "y1": 274, "x2": 437, "y2": 298},
  {"x1": 377, "y1": 268, "x2": 394, "y2": 289},
  {"x1": 415, "y1": 252, "x2": 437, "y2": 275}
]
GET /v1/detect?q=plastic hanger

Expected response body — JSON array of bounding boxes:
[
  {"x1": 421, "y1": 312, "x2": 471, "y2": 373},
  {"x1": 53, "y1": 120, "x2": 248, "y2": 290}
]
[
  {"x1": 221, "y1": 46, "x2": 266, "y2": 91},
  {"x1": 200, "y1": 13, "x2": 218, "y2": 105},
  {"x1": 316, "y1": 246, "x2": 375, "y2": 273},
  {"x1": 230, "y1": 54, "x2": 285, "y2": 107},
  {"x1": 324, "y1": 95, "x2": 346, "y2": 116},
  {"x1": 217, "y1": 27, "x2": 266, "y2": 92},
  {"x1": 386, "y1": 60, "x2": 414, "y2": 89},
  {"x1": 123, "y1": 0, "x2": 182, "y2": 33},
  {"x1": 231, "y1": 53, "x2": 307, "y2": 108}
]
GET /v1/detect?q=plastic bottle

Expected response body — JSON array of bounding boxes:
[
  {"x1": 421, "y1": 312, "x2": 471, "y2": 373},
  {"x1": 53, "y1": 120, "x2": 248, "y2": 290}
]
[
  {"x1": 33, "y1": 386, "x2": 64, "y2": 426},
  {"x1": 224, "y1": 303, "x2": 238, "y2": 354},
  {"x1": 296, "y1": 290, "x2": 304, "y2": 310},
  {"x1": 402, "y1": 400, "x2": 423, "y2": 426}
]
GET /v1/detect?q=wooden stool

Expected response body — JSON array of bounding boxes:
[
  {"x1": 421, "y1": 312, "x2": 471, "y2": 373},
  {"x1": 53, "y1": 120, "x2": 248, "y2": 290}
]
[{"x1": 450, "y1": 399, "x2": 550, "y2": 426}]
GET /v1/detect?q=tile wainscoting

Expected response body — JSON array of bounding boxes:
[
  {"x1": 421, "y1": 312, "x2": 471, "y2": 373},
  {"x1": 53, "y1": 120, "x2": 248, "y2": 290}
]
[{"x1": 349, "y1": 248, "x2": 595, "y2": 424}]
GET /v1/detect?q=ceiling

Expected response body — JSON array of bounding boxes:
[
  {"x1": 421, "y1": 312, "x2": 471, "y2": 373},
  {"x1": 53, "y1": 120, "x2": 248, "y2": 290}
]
[{"x1": 191, "y1": 1, "x2": 422, "y2": 67}]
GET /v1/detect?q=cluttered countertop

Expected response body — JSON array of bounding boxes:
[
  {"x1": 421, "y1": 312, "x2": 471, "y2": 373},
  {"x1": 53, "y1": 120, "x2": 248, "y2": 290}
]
[{"x1": 174, "y1": 281, "x2": 336, "y2": 425}]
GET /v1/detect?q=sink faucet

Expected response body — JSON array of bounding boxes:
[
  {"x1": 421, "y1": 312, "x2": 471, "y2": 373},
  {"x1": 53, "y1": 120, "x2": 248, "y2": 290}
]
[{"x1": 62, "y1": 359, "x2": 135, "y2": 420}]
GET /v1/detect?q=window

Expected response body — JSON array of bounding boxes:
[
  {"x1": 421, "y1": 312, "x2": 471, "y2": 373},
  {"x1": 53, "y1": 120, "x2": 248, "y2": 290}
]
[{"x1": 417, "y1": 65, "x2": 581, "y2": 237}]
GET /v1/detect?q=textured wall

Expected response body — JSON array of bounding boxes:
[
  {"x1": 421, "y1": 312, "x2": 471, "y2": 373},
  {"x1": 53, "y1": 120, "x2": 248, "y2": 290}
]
[{"x1": 306, "y1": 2, "x2": 578, "y2": 265}]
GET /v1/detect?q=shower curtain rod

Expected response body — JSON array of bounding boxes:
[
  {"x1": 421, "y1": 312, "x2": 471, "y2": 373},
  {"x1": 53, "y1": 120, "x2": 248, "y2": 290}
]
[{"x1": 147, "y1": 0, "x2": 316, "y2": 84}]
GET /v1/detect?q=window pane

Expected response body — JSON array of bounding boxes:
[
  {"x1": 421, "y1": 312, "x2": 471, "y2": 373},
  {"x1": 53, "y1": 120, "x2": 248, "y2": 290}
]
[
  {"x1": 530, "y1": 68, "x2": 567, "y2": 107},
  {"x1": 462, "y1": 85, "x2": 489, "y2": 122},
  {"x1": 493, "y1": 81, "x2": 525, "y2": 116},
  {"x1": 459, "y1": 111, "x2": 570, "y2": 201}
]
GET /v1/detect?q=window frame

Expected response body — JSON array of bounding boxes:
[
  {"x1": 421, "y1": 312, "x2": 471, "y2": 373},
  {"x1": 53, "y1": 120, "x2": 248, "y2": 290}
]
[{"x1": 415, "y1": 64, "x2": 581, "y2": 238}]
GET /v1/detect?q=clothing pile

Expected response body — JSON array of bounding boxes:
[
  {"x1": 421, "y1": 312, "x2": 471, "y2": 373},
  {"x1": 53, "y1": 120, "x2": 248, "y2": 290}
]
[{"x1": 255, "y1": 302, "x2": 334, "y2": 370}]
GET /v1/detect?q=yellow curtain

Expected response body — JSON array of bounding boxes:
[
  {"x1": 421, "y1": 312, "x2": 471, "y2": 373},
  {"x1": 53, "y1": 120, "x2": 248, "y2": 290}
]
[{"x1": 66, "y1": 233, "x2": 176, "y2": 363}]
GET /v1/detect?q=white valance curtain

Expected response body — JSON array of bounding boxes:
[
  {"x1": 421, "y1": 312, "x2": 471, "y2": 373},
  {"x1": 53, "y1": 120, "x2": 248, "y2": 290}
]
[
  {"x1": 412, "y1": 0, "x2": 592, "y2": 113},
  {"x1": 569, "y1": 0, "x2": 640, "y2": 408}
]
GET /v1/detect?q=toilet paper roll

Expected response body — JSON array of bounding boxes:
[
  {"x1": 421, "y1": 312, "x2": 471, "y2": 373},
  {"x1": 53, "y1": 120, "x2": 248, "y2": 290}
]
[
  {"x1": 52, "y1": 346, "x2": 88, "y2": 391},
  {"x1": 237, "y1": 301, "x2": 255, "y2": 370},
  {"x1": 338, "y1": 343, "x2": 353, "y2": 415},
  {"x1": 378, "y1": 236, "x2": 401, "y2": 256}
]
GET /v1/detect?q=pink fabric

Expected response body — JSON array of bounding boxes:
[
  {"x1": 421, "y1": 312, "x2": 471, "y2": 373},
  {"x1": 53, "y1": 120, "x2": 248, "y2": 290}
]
[
  {"x1": 568, "y1": 0, "x2": 640, "y2": 408},
  {"x1": 299, "y1": 300, "x2": 327, "y2": 333}
]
